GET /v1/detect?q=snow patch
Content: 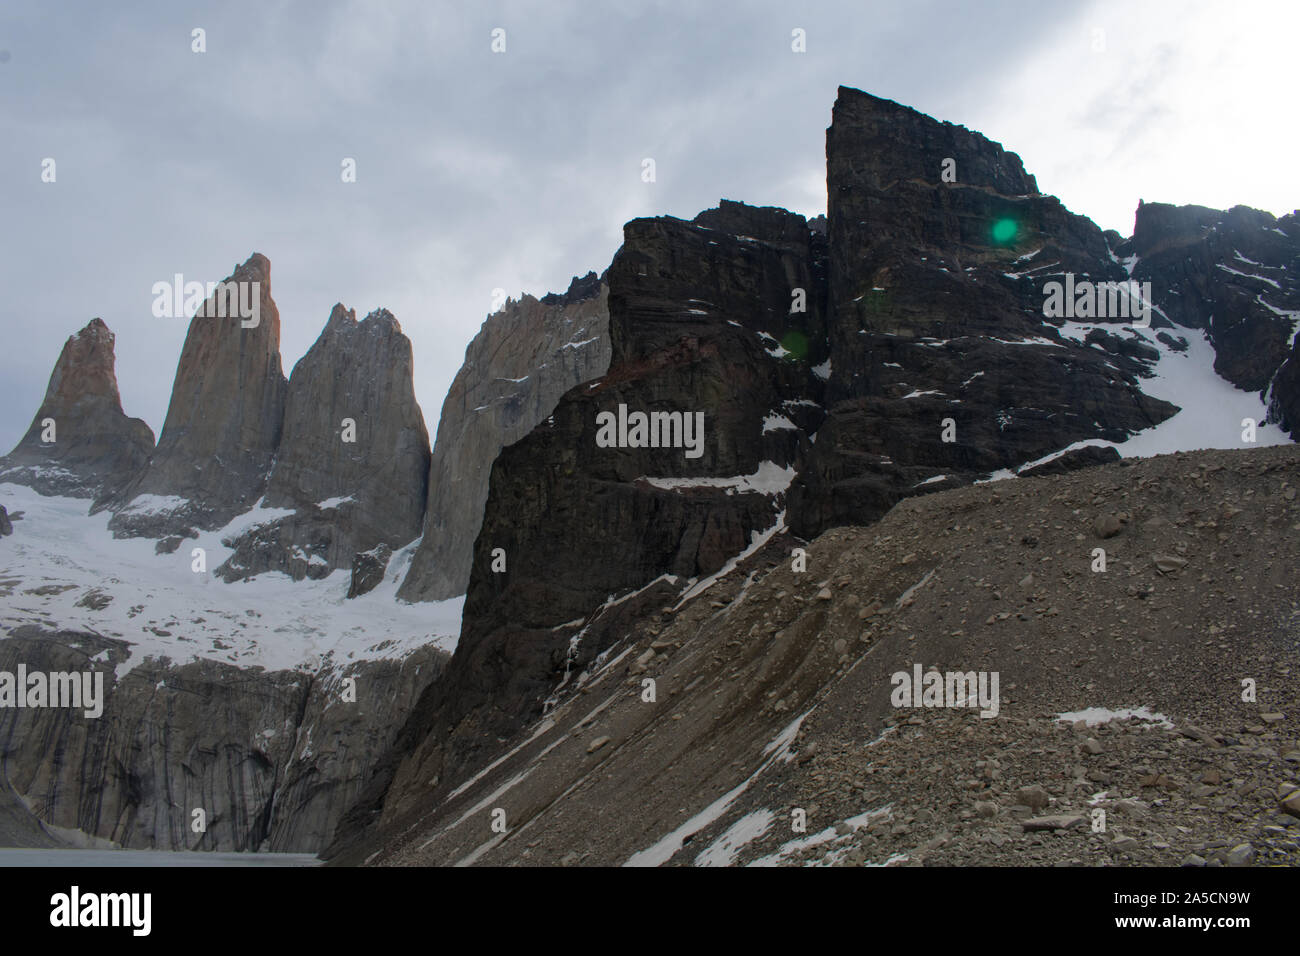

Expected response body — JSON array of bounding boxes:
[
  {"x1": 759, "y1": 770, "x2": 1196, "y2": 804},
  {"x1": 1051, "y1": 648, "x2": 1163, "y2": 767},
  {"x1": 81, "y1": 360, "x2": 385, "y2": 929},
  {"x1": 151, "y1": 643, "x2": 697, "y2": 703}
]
[
  {"x1": 1055, "y1": 706, "x2": 1173, "y2": 729},
  {"x1": 639, "y1": 461, "x2": 795, "y2": 496},
  {"x1": 625, "y1": 711, "x2": 809, "y2": 867},
  {"x1": 695, "y1": 809, "x2": 775, "y2": 867},
  {"x1": 118, "y1": 494, "x2": 188, "y2": 517}
]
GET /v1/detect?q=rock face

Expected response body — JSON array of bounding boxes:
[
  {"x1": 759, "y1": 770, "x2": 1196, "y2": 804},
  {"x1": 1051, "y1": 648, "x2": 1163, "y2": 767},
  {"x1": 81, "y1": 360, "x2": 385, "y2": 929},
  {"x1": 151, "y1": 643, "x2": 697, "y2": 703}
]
[
  {"x1": 331, "y1": 200, "x2": 830, "y2": 841},
  {"x1": 0, "y1": 318, "x2": 154, "y2": 500},
  {"x1": 0, "y1": 774, "x2": 63, "y2": 848},
  {"x1": 1127, "y1": 204, "x2": 1300, "y2": 392},
  {"x1": 217, "y1": 306, "x2": 430, "y2": 583},
  {"x1": 331, "y1": 89, "x2": 1300, "y2": 859},
  {"x1": 790, "y1": 87, "x2": 1178, "y2": 537},
  {"x1": 1268, "y1": 331, "x2": 1300, "y2": 439},
  {"x1": 397, "y1": 274, "x2": 611, "y2": 602},
  {"x1": 0, "y1": 626, "x2": 447, "y2": 852},
  {"x1": 107, "y1": 254, "x2": 288, "y2": 538}
]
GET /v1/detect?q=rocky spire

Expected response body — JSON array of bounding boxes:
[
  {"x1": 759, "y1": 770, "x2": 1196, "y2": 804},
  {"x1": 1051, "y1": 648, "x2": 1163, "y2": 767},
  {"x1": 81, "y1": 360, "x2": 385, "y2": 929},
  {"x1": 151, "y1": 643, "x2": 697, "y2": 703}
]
[
  {"x1": 216, "y1": 304, "x2": 431, "y2": 586},
  {"x1": 397, "y1": 277, "x2": 611, "y2": 602},
  {"x1": 0, "y1": 317, "x2": 154, "y2": 499},
  {"x1": 107, "y1": 253, "x2": 288, "y2": 538}
]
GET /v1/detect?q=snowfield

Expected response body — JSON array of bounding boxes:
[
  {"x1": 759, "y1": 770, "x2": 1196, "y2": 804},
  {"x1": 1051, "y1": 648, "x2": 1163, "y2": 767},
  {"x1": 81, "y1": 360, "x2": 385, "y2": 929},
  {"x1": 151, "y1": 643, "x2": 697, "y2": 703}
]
[
  {"x1": 1054, "y1": 321, "x2": 1292, "y2": 457},
  {"x1": 0, "y1": 484, "x2": 462, "y2": 677}
]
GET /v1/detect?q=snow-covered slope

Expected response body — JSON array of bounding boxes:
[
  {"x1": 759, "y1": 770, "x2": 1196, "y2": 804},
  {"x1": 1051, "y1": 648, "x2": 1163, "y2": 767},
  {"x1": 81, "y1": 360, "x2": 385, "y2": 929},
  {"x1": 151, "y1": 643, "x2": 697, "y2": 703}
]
[
  {"x1": 0, "y1": 483, "x2": 461, "y2": 677},
  {"x1": 1066, "y1": 323, "x2": 1291, "y2": 457},
  {"x1": 975, "y1": 322, "x2": 1292, "y2": 484}
]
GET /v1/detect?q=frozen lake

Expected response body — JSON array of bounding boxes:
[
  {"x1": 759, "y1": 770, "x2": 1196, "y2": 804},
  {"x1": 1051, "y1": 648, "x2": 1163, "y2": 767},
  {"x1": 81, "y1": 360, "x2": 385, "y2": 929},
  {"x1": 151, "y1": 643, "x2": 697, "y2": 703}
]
[{"x1": 0, "y1": 850, "x2": 321, "y2": 867}]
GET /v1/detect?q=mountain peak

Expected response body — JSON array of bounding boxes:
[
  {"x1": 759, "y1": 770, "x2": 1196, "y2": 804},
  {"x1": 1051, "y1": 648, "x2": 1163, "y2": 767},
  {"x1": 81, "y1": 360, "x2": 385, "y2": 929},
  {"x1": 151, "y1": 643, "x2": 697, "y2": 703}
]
[
  {"x1": 361, "y1": 307, "x2": 401, "y2": 335},
  {"x1": 830, "y1": 86, "x2": 1037, "y2": 197},
  {"x1": 236, "y1": 251, "x2": 272, "y2": 285},
  {"x1": 107, "y1": 255, "x2": 288, "y2": 536},
  {"x1": 0, "y1": 317, "x2": 154, "y2": 499},
  {"x1": 326, "y1": 302, "x2": 358, "y2": 332}
]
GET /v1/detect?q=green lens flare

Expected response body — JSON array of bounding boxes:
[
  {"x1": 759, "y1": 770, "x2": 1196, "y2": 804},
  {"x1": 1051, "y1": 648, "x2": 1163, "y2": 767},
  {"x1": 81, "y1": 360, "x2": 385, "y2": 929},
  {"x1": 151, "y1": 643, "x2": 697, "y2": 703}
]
[
  {"x1": 992, "y1": 218, "x2": 1018, "y2": 244},
  {"x1": 780, "y1": 330, "x2": 809, "y2": 360}
]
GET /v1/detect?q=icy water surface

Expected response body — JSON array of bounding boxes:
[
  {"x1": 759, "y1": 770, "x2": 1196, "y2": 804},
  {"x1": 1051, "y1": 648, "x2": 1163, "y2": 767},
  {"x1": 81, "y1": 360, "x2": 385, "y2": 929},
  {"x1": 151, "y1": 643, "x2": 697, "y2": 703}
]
[{"x1": 0, "y1": 850, "x2": 320, "y2": 867}]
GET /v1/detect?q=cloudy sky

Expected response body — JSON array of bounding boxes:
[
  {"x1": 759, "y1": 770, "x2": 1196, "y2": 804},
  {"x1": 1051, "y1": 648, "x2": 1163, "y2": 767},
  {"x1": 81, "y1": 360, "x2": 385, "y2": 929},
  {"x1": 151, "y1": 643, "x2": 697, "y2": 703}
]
[{"x1": 1, "y1": 0, "x2": 1296, "y2": 450}]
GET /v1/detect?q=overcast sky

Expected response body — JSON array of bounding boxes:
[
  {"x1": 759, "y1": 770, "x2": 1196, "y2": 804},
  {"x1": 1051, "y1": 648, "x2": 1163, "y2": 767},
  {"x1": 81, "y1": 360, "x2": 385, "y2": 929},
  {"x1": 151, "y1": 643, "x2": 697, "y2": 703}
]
[{"x1": 1, "y1": 0, "x2": 1296, "y2": 451}]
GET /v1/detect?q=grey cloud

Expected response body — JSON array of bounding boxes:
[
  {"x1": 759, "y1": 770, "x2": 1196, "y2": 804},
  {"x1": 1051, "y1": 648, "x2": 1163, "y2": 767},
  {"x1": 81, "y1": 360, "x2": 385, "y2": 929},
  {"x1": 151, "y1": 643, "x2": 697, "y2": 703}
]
[{"x1": 0, "y1": 0, "x2": 1111, "y2": 449}]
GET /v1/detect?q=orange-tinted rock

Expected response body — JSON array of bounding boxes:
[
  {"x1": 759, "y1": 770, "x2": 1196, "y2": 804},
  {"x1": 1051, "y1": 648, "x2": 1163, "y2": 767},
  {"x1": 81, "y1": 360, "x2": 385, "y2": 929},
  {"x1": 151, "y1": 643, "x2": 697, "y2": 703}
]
[{"x1": 0, "y1": 317, "x2": 154, "y2": 499}]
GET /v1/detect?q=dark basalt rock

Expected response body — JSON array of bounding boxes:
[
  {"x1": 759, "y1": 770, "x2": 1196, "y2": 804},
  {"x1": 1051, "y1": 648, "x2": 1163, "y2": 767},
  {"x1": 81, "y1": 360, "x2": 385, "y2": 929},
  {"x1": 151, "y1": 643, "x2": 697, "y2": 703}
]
[
  {"x1": 318, "y1": 90, "x2": 1300, "y2": 859},
  {"x1": 540, "y1": 270, "x2": 604, "y2": 306},
  {"x1": 1084, "y1": 327, "x2": 1160, "y2": 362},
  {"x1": 790, "y1": 87, "x2": 1178, "y2": 538},
  {"x1": 1268, "y1": 330, "x2": 1300, "y2": 439},
  {"x1": 1020, "y1": 444, "x2": 1121, "y2": 478},
  {"x1": 1131, "y1": 204, "x2": 1300, "y2": 391},
  {"x1": 365, "y1": 201, "x2": 828, "y2": 822},
  {"x1": 0, "y1": 318, "x2": 154, "y2": 500},
  {"x1": 348, "y1": 543, "x2": 392, "y2": 599},
  {"x1": 1157, "y1": 331, "x2": 1189, "y2": 352},
  {"x1": 0, "y1": 505, "x2": 11, "y2": 538}
]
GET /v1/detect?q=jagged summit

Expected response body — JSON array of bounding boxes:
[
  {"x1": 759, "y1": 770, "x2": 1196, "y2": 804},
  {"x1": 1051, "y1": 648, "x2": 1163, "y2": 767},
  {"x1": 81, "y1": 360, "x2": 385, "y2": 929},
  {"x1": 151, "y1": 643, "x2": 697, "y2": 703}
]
[
  {"x1": 41, "y1": 318, "x2": 121, "y2": 411},
  {"x1": 361, "y1": 306, "x2": 400, "y2": 330},
  {"x1": 234, "y1": 251, "x2": 272, "y2": 283},
  {"x1": 540, "y1": 271, "x2": 604, "y2": 306},
  {"x1": 217, "y1": 301, "x2": 430, "y2": 585},
  {"x1": 106, "y1": 252, "x2": 288, "y2": 537},
  {"x1": 1125, "y1": 202, "x2": 1300, "y2": 396},
  {"x1": 831, "y1": 86, "x2": 1038, "y2": 196},
  {"x1": 323, "y1": 302, "x2": 357, "y2": 332},
  {"x1": 0, "y1": 317, "x2": 154, "y2": 499},
  {"x1": 397, "y1": 273, "x2": 612, "y2": 602},
  {"x1": 693, "y1": 198, "x2": 815, "y2": 245}
]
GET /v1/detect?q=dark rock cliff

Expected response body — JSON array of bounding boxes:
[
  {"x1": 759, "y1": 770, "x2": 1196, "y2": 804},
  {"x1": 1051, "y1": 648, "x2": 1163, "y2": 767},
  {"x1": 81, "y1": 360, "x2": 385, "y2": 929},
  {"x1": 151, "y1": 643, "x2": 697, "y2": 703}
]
[
  {"x1": 329, "y1": 88, "x2": 1296, "y2": 860},
  {"x1": 330, "y1": 199, "x2": 830, "y2": 843},
  {"x1": 1127, "y1": 204, "x2": 1300, "y2": 393},
  {"x1": 792, "y1": 87, "x2": 1177, "y2": 536}
]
